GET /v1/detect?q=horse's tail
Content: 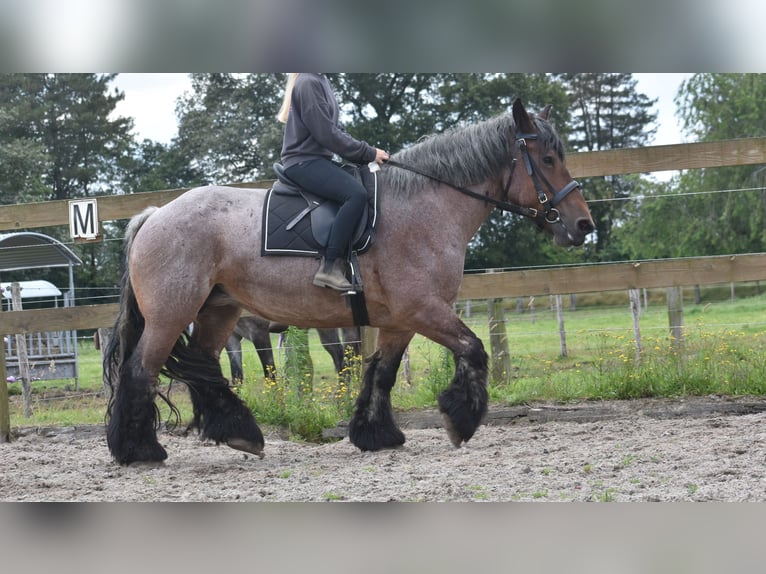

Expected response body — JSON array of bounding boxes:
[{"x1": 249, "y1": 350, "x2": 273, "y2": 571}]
[{"x1": 103, "y1": 207, "x2": 159, "y2": 398}]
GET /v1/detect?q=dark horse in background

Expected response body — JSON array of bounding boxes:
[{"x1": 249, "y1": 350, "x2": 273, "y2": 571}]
[
  {"x1": 224, "y1": 316, "x2": 360, "y2": 381},
  {"x1": 103, "y1": 99, "x2": 594, "y2": 465}
]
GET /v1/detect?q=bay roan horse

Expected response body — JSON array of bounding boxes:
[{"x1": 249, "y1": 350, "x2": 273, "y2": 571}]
[{"x1": 103, "y1": 99, "x2": 594, "y2": 465}]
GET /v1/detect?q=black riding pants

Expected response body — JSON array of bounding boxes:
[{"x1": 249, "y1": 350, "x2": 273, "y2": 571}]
[{"x1": 284, "y1": 158, "x2": 367, "y2": 261}]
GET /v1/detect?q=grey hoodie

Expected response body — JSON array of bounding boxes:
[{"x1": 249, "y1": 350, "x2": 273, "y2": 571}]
[{"x1": 280, "y1": 73, "x2": 377, "y2": 168}]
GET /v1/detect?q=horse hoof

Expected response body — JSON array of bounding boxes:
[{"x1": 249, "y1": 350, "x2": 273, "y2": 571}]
[
  {"x1": 111, "y1": 441, "x2": 168, "y2": 466},
  {"x1": 348, "y1": 416, "x2": 406, "y2": 451},
  {"x1": 227, "y1": 437, "x2": 265, "y2": 459}
]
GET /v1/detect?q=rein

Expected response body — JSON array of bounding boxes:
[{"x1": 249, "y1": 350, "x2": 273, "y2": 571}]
[{"x1": 386, "y1": 132, "x2": 580, "y2": 229}]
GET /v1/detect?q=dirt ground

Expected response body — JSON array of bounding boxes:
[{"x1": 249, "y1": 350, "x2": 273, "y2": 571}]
[{"x1": 2, "y1": 396, "x2": 765, "y2": 501}]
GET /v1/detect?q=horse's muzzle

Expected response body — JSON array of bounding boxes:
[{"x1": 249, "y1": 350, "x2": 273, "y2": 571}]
[{"x1": 554, "y1": 216, "x2": 595, "y2": 247}]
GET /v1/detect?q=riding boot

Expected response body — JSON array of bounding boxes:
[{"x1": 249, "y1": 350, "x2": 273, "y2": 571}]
[{"x1": 313, "y1": 257, "x2": 353, "y2": 291}]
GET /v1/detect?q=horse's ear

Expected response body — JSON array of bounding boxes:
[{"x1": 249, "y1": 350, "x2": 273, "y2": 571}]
[
  {"x1": 512, "y1": 98, "x2": 535, "y2": 134},
  {"x1": 538, "y1": 104, "x2": 553, "y2": 121}
]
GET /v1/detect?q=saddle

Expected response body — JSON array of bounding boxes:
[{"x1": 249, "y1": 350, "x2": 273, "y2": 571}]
[{"x1": 261, "y1": 162, "x2": 379, "y2": 258}]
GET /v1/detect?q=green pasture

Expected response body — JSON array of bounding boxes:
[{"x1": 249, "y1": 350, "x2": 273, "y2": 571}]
[{"x1": 6, "y1": 287, "x2": 766, "y2": 441}]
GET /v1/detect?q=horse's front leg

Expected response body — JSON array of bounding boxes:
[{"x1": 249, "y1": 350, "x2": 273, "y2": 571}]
[
  {"x1": 416, "y1": 306, "x2": 489, "y2": 448},
  {"x1": 348, "y1": 328, "x2": 414, "y2": 451}
]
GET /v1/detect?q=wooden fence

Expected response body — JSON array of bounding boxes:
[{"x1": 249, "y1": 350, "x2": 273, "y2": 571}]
[{"x1": 1, "y1": 137, "x2": 765, "y2": 440}]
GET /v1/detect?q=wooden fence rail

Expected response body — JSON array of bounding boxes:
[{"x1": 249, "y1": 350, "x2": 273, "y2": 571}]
[
  {"x1": 457, "y1": 253, "x2": 766, "y2": 300},
  {"x1": 1, "y1": 253, "x2": 764, "y2": 336},
  {"x1": 565, "y1": 137, "x2": 766, "y2": 177}
]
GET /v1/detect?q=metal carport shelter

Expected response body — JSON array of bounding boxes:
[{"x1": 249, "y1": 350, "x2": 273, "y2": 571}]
[{"x1": 0, "y1": 232, "x2": 82, "y2": 386}]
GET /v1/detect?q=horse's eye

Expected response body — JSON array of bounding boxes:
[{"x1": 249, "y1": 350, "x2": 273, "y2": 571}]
[{"x1": 543, "y1": 155, "x2": 555, "y2": 167}]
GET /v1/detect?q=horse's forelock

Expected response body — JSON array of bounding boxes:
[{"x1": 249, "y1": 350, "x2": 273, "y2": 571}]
[{"x1": 533, "y1": 116, "x2": 565, "y2": 161}]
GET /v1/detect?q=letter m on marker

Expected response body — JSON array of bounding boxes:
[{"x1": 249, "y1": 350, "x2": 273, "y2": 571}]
[{"x1": 69, "y1": 199, "x2": 100, "y2": 241}]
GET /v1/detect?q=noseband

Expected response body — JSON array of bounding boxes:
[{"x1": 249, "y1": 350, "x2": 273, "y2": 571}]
[{"x1": 386, "y1": 131, "x2": 580, "y2": 229}]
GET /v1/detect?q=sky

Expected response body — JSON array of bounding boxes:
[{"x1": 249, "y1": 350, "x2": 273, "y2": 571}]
[
  {"x1": 110, "y1": 73, "x2": 193, "y2": 144},
  {"x1": 110, "y1": 73, "x2": 693, "y2": 147}
]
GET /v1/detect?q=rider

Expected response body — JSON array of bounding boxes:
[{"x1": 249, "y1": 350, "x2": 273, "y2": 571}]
[{"x1": 277, "y1": 73, "x2": 389, "y2": 291}]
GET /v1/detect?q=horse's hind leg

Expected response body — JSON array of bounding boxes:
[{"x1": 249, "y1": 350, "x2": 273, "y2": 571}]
[
  {"x1": 107, "y1": 344, "x2": 169, "y2": 465},
  {"x1": 317, "y1": 328, "x2": 345, "y2": 374},
  {"x1": 183, "y1": 304, "x2": 265, "y2": 458},
  {"x1": 248, "y1": 323, "x2": 277, "y2": 380},
  {"x1": 224, "y1": 333, "x2": 245, "y2": 383},
  {"x1": 233, "y1": 316, "x2": 277, "y2": 380},
  {"x1": 348, "y1": 328, "x2": 413, "y2": 451}
]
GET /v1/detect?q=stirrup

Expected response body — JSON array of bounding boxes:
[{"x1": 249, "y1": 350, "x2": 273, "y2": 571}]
[{"x1": 345, "y1": 251, "x2": 364, "y2": 295}]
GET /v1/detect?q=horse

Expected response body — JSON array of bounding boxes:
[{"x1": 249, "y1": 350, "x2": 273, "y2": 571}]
[
  {"x1": 224, "y1": 315, "x2": 360, "y2": 381},
  {"x1": 103, "y1": 99, "x2": 595, "y2": 465}
]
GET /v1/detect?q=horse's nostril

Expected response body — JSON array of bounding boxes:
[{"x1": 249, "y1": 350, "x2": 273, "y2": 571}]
[{"x1": 578, "y1": 218, "x2": 595, "y2": 234}]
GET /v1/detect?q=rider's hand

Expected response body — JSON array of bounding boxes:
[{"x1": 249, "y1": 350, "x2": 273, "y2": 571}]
[{"x1": 374, "y1": 148, "x2": 389, "y2": 164}]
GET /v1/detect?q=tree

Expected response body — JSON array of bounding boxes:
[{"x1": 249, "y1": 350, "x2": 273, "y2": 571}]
[
  {"x1": 612, "y1": 177, "x2": 684, "y2": 260},
  {"x1": 34, "y1": 74, "x2": 133, "y2": 200},
  {"x1": 0, "y1": 74, "x2": 136, "y2": 298},
  {"x1": 0, "y1": 74, "x2": 135, "y2": 245},
  {"x1": 614, "y1": 74, "x2": 766, "y2": 260},
  {"x1": 677, "y1": 74, "x2": 766, "y2": 141},
  {"x1": 331, "y1": 73, "x2": 571, "y2": 154},
  {"x1": 620, "y1": 74, "x2": 766, "y2": 260},
  {"x1": 0, "y1": 75, "x2": 50, "y2": 204},
  {"x1": 174, "y1": 73, "x2": 284, "y2": 183},
  {"x1": 672, "y1": 74, "x2": 766, "y2": 255},
  {"x1": 557, "y1": 73, "x2": 657, "y2": 261},
  {"x1": 328, "y1": 73, "x2": 443, "y2": 152},
  {"x1": 119, "y1": 138, "x2": 206, "y2": 193}
]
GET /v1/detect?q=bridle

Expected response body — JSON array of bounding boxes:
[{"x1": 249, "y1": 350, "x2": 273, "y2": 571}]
[
  {"x1": 386, "y1": 130, "x2": 580, "y2": 230},
  {"x1": 503, "y1": 132, "x2": 581, "y2": 228}
]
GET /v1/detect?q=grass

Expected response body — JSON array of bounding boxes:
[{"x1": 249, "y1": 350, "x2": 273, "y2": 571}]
[
  {"x1": 470, "y1": 289, "x2": 766, "y2": 405},
  {"x1": 5, "y1": 287, "x2": 766, "y2": 439}
]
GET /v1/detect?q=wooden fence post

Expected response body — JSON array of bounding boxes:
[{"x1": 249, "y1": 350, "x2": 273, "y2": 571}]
[
  {"x1": 667, "y1": 286, "x2": 684, "y2": 349},
  {"x1": 283, "y1": 327, "x2": 313, "y2": 394},
  {"x1": 0, "y1": 345, "x2": 10, "y2": 442},
  {"x1": 488, "y1": 298, "x2": 511, "y2": 384},
  {"x1": 555, "y1": 294, "x2": 567, "y2": 358},
  {"x1": 360, "y1": 326, "x2": 378, "y2": 364},
  {"x1": 629, "y1": 288, "x2": 643, "y2": 363},
  {"x1": 11, "y1": 283, "x2": 32, "y2": 418},
  {"x1": 401, "y1": 347, "x2": 411, "y2": 386},
  {"x1": 97, "y1": 327, "x2": 112, "y2": 398}
]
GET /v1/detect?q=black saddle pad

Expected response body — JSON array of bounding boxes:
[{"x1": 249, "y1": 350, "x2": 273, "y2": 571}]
[{"x1": 261, "y1": 163, "x2": 379, "y2": 257}]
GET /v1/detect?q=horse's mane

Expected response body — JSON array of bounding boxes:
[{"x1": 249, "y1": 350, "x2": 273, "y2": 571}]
[{"x1": 381, "y1": 112, "x2": 564, "y2": 199}]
